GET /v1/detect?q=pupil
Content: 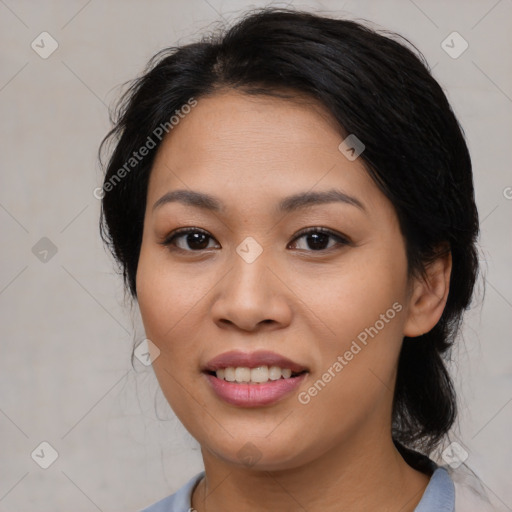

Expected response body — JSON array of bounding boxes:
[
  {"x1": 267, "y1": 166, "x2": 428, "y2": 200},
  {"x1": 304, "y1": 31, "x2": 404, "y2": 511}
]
[
  {"x1": 188, "y1": 232, "x2": 209, "y2": 250},
  {"x1": 308, "y1": 232, "x2": 328, "y2": 250}
]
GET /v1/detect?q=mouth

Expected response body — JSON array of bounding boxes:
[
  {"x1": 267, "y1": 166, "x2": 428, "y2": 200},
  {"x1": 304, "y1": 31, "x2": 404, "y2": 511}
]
[
  {"x1": 204, "y1": 366, "x2": 307, "y2": 384},
  {"x1": 202, "y1": 350, "x2": 309, "y2": 407}
]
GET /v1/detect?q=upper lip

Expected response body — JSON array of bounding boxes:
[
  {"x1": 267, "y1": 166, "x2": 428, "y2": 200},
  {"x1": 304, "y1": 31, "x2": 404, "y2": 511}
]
[{"x1": 202, "y1": 350, "x2": 308, "y2": 373}]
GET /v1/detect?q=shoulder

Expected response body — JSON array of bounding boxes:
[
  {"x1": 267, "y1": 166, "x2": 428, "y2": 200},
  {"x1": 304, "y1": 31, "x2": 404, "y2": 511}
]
[
  {"x1": 414, "y1": 463, "x2": 499, "y2": 512},
  {"x1": 422, "y1": 459, "x2": 504, "y2": 512},
  {"x1": 397, "y1": 442, "x2": 501, "y2": 512},
  {"x1": 445, "y1": 463, "x2": 506, "y2": 512},
  {"x1": 139, "y1": 471, "x2": 204, "y2": 512}
]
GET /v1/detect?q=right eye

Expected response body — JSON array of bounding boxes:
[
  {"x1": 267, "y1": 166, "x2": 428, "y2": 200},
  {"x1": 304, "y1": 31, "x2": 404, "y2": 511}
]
[{"x1": 160, "y1": 227, "x2": 220, "y2": 252}]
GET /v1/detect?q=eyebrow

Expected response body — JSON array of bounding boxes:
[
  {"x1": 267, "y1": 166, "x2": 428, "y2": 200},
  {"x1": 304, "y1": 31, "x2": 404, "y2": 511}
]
[{"x1": 152, "y1": 188, "x2": 365, "y2": 214}]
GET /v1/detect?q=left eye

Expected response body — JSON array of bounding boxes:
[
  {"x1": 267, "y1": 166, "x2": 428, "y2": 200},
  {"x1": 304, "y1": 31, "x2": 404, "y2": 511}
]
[
  {"x1": 288, "y1": 227, "x2": 350, "y2": 252},
  {"x1": 161, "y1": 227, "x2": 350, "y2": 252}
]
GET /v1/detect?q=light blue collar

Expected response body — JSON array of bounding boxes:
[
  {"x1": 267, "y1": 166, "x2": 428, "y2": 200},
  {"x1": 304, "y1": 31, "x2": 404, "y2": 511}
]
[{"x1": 414, "y1": 466, "x2": 455, "y2": 511}]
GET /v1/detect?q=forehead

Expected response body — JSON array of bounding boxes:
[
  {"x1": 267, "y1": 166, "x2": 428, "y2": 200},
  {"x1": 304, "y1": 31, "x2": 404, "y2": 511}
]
[{"x1": 146, "y1": 90, "x2": 379, "y2": 214}]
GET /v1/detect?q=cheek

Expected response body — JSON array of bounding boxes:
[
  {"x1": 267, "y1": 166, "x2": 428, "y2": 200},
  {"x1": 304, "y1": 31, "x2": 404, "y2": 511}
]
[
  {"x1": 295, "y1": 244, "x2": 408, "y2": 344},
  {"x1": 135, "y1": 244, "x2": 220, "y2": 412},
  {"x1": 294, "y1": 290, "x2": 406, "y2": 448},
  {"x1": 136, "y1": 250, "x2": 205, "y2": 417},
  {"x1": 136, "y1": 245, "x2": 205, "y2": 342},
  {"x1": 302, "y1": 244, "x2": 409, "y2": 399}
]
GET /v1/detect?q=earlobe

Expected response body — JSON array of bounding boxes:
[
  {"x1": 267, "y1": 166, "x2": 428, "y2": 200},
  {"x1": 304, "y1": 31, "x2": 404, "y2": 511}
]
[{"x1": 403, "y1": 250, "x2": 452, "y2": 338}]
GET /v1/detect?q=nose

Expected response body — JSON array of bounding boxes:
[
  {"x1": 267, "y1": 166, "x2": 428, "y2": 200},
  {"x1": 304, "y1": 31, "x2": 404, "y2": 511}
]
[{"x1": 210, "y1": 246, "x2": 292, "y2": 332}]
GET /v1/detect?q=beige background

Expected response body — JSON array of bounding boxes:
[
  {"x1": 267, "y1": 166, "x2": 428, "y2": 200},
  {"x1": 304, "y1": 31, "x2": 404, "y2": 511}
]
[{"x1": 0, "y1": 0, "x2": 511, "y2": 510}]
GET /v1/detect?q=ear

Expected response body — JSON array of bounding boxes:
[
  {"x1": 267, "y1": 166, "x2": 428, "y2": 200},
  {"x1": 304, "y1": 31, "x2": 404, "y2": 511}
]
[{"x1": 403, "y1": 249, "x2": 452, "y2": 337}]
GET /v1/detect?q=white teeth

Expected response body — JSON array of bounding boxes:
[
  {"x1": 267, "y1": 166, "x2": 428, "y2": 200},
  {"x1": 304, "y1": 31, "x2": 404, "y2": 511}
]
[
  {"x1": 269, "y1": 366, "x2": 282, "y2": 380},
  {"x1": 235, "y1": 367, "x2": 251, "y2": 382},
  {"x1": 214, "y1": 366, "x2": 299, "y2": 383},
  {"x1": 224, "y1": 367, "x2": 236, "y2": 382},
  {"x1": 281, "y1": 368, "x2": 292, "y2": 379},
  {"x1": 251, "y1": 366, "x2": 269, "y2": 383}
]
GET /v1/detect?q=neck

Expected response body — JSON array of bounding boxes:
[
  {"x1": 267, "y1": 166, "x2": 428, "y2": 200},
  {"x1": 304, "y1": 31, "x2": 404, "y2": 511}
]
[{"x1": 192, "y1": 428, "x2": 430, "y2": 512}]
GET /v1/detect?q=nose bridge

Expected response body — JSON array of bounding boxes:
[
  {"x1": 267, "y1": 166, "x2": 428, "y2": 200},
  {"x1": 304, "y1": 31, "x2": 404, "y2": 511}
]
[
  {"x1": 235, "y1": 234, "x2": 266, "y2": 266},
  {"x1": 230, "y1": 235, "x2": 273, "y2": 302}
]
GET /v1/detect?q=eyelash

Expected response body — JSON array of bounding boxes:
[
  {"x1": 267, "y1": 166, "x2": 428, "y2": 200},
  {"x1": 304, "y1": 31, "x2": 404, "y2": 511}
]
[{"x1": 160, "y1": 226, "x2": 352, "y2": 254}]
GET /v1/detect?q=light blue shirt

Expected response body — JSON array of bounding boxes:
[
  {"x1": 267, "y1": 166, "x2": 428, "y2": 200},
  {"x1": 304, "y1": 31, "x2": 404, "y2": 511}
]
[{"x1": 140, "y1": 466, "x2": 455, "y2": 512}]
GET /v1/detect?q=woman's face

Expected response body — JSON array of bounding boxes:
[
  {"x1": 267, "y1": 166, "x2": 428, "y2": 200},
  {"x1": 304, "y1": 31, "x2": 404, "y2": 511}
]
[{"x1": 136, "y1": 90, "x2": 417, "y2": 470}]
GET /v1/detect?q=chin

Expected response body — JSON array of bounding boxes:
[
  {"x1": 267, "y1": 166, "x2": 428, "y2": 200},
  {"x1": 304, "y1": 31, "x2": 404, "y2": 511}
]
[{"x1": 202, "y1": 435, "x2": 313, "y2": 472}]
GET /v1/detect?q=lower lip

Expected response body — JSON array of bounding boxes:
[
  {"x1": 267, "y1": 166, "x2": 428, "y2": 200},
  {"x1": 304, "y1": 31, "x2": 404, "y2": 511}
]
[{"x1": 204, "y1": 372, "x2": 307, "y2": 407}]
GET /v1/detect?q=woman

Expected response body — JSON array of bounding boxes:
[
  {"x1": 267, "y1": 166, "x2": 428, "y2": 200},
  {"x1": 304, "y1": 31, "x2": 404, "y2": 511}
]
[{"x1": 99, "y1": 8, "x2": 496, "y2": 511}]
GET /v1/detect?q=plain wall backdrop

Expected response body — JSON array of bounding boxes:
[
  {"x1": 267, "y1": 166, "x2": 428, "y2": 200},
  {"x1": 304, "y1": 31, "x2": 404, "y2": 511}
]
[{"x1": 0, "y1": 0, "x2": 511, "y2": 510}]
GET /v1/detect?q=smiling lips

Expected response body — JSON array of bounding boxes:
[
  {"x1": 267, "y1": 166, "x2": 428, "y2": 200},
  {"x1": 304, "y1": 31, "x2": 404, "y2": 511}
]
[{"x1": 202, "y1": 350, "x2": 309, "y2": 407}]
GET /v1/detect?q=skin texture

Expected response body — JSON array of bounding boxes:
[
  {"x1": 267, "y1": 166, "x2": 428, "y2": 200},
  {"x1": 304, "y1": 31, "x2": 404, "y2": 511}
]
[{"x1": 136, "y1": 90, "x2": 452, "y2": 512}]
